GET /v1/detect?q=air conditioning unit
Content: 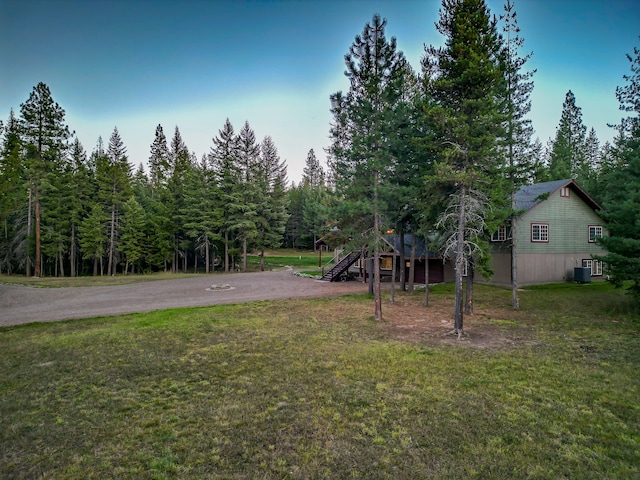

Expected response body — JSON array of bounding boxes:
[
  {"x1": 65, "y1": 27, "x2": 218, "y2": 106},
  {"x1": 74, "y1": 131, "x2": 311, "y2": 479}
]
[{"x1": 574, "y1": 267, "x2": 591, "y2": 283}]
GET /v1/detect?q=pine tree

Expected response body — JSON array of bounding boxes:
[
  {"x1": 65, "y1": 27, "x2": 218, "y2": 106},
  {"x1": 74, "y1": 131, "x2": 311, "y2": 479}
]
[
  {"x1": 97, "y1": 127, "x2": 132, "y2": 275},
  {"x1": 149, "y1": 124, "x2": 170, "y2": 195},
  {"x1": 118, "y1": 196, "x2": 146, "y2": 274},
  {"x1": 236, "y1": 121, "x2": 260, "y2": 270},
  {"x1": 301, "y1": 148, "x2": 329, "y2": 248},
  {"x1": 79, "y1": 203, "x2": 108, "y2": 276},
  {"x1": 302, "y1": 149, "x2": 324, "y2": 188},
  {"x1": 167, "y1": 126, "x2": 192, "y2": 272},
  {"x1": 579, "y1": 127, "x2": 601, "y2": 191},
  {"x1": 144, "y1": 128, "x2": 173, "y2": 271},
  {"x1": 19, "y1": 82, "x2": 71, "y2": 277},
  {"x1": 67, "y1": 138, "x2": 92, "y2": 276},
  {"x1": 254, "y1": 136, "x2": 289, "y2": 270},
  {"x1": 422, "y1": 0, "x2": 507, "y2": 335},
  {"x1": 182, "y1": 155, "x2": 221, "y2": 273},
  {"x1": 597, "y1": 40, "x2": 640, "y2": 299},
  {"x1": 209, "y1": 119, "x2": 242, "y2": 272},
  {"x1": 549, "y1": 90, "x2": 587, "y2": 180},
  {"x1": 284, "y1": 184, "x2": 305, "y2": 249},
  {"x1": 500, "y1": 0, "x2": 536, "y2": 310},
  {"x1": 329, "y1": 14, "x2": 407, "y2": 321},
  {"x1": 40, "y1": 151, "x2": 71, "y2": 276},
  {"x1": 0, "y1": 109, "x2": 26, "y2": 274}
]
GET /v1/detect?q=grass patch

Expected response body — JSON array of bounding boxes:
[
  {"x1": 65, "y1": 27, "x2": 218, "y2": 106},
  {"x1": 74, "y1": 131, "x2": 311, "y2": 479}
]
[
  {"x1": 0, "y1": 250, "x2": 320, "y2": 287},
  {"x1": 1, "y1": 285, "x2": 638, "y2": 478},
  {"x1": 247, "y1": 250, "x2": 319, "y2": 271}
]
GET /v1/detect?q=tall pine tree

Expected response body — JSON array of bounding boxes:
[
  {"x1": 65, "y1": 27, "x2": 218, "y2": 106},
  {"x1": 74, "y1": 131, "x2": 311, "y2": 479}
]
[
  {"x1": 597, "y1": 39, "x2": 640, "y2": 299},
  {"x1": 329, "y1": 14, "x2": 407, "y2": 321},
  {"x1": 19, "y1": 82, "x2": 71, "y2": 277},
  {"x1": 548, "y1": 90, "x2": 587, "y2": 180},
  {"x1": 500, "y1": 0, "x2": 536, "y2": 309},
  {"x1": 209, "y1": 119, "x2": 242, "y2": 272},
  {"x1": 422, "y1": 0, "x2": 507, "y2": 335}
]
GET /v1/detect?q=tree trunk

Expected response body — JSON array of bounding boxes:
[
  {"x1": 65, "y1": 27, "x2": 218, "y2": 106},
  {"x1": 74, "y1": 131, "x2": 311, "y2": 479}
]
[
  {"x1": 34, "y1": 191, "x2": 41, "y2": 277},
  {"x1": 26, "y1": 189, "x2": 32, "y2": 277},
  {"x1": 59, "y1": 250, "x2": 65, "y2": 277},
  {"x1": 224, "y1": 229, "x2": 229, "y2": 273},
  {"x1": 205, "y1": 236, "x2": 210, "y2": 274},
  {"x1": 373, "y1": 170, "x2": 382, "y2": 321},
  {"x1": 423, "y1": 234, "x2": 430, "y2": 307},
  {"x1": 194, "y1": 249, "x2": 198, "y2": 273},
  {"x1": 399, "y1": 231, "x2": 406, "y2": 291},
  {"x1": 93, "y1": 256, "x2": 98, "y2": 276},
  {"x1": 390, "y1": 240, "x2": 396, "y2": 304},
  {"x1": 465, "y1": 260, "x2": 474, "y2": 315},
  {"x1": 108, "y1": 203, "x2": 115, "y2": 276},
  {"x1": 511, "y1": 212, "x2": 519, "y2": 310},
  {"x1": 242, "y1": 237, "x2": 248, "y2": 272},
  {"x1": 70, "y1": 224, "x2": 76, "y2": 277},
  {"x1": 453, "y1": 185, "x2": 466, "y2": 335},
  {"x1": 408, "y1": 234, "x2": 416, "y2": 293},
  {"x1": 260, "y1": 248, "x2": 265, "y2": 271}
]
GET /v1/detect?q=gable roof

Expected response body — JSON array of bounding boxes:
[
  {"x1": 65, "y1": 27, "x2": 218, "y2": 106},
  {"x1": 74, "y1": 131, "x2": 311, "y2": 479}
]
[
  {"x1": 514, "y1": 179, "x2": 603, "y2": 213},
  {"x1": 382, "y1": 234, "x2": 440, "y2": 258}
]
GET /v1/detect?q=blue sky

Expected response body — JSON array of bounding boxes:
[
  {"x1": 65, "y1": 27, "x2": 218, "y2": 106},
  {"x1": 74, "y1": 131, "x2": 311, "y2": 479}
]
[{"x1": 1, "y1": 0, "x2": 638, "y2": 183}]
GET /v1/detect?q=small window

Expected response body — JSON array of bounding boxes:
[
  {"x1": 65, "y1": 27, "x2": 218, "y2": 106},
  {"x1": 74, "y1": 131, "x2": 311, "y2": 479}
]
[
  {"x1": 582, "y1": 259, "x2": 603, "y2": 276},
  {"x1": 491, "y1": 225, "x2": 507, "y2": 242},
  {"x1": 380, "y1": 257, "x2": 393, "y2": 270},
  {"x1": 531, "y1": 223, "x2": 549, "y2": 242},
  {"x1": 560, "y1": 187, "x2": 570, "y2": 197},
  {"x1": 589, "y1": 225, "x2": 603, "y2": 243}
]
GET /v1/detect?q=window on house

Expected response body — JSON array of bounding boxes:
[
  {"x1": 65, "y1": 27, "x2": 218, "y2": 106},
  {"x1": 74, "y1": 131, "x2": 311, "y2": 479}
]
[
  {"x1": 589, "y1": 225, "x2": 603, "y2": 243},
  {"x1": 531, "y1": 223, "x2": 549, "y2": 242},
  {"x1": 582, "y1": 259, "x2": 603, "y2": 276},
  {"x1": 491, "y1": 225, "x2": 507, "y2": 242},
  {"x1": 560, "y1": 187, "x2": 570, "y2": 197},
  {"x1": 380, "y1": 257, "x2": 393, "y2": 270}
]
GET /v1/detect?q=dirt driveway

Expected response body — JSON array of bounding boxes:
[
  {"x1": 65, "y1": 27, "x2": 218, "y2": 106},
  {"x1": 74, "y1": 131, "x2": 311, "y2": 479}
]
[{"x1": 0, "y1": 270, "x2": 366, "y2": 327}]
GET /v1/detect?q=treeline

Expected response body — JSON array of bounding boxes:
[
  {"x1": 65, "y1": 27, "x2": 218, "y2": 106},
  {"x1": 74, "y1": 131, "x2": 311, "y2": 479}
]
[{"x1": 0, "y1": 87, "x2": 288, "y2": 276}]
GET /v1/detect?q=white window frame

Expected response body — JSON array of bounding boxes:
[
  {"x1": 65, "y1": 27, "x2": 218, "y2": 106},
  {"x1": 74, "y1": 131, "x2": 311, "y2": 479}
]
[
  {"x1": 589, "y1": 225, "x2": 603, "y2": 243},
  {"x1": 582, "y1": 259, "x2": 603, "y2": 276},
  {"x1": 560, "y1": 187, "x2": 570, "y2": 197},
  {"x1": 531, "y1": 223, "x2": 549, "y2": 242},
  {"x1": 491, "y1": 225, "x2": 507, "y2": 242}
]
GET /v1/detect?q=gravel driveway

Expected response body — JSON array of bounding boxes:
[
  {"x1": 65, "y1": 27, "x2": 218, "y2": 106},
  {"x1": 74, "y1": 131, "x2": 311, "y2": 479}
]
[{"x1": 0, "y1": 270, "x2": 366, "y2": 327}]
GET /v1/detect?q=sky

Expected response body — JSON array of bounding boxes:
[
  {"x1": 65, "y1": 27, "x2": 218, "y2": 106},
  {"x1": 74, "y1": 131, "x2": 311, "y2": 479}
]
[{"x1": 1, "y1": 0, "x2": 638, "y2": 184}]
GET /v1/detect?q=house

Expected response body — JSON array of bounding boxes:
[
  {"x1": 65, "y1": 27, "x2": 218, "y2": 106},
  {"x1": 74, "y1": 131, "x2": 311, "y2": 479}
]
[
  {"x1": 343, "y1": 234, "x2": 444, "y2": 285},
  {"x1": 326, "y1": 179, "x2": 607, "y2": 286},
  {"x1": 381, "y1": 234, "x2": 444, "y2": 284},
  {"x1": 443, "y1": 179, "x2": 608, "y2": 286}
]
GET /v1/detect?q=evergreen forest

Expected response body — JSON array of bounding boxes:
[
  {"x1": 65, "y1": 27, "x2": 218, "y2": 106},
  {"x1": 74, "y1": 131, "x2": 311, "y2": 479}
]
[{"x1": 1, "y1": 0, "x2": 638, "y2": 308}]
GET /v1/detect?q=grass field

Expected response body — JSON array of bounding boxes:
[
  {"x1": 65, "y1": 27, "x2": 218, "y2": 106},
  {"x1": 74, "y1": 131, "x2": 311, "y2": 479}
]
[
  {"x1": 0, "y1": 250, "x2": 321, "y2": 287},
  {"x1": 1, "y1": 281, "x2": 638, "y2": 479}
]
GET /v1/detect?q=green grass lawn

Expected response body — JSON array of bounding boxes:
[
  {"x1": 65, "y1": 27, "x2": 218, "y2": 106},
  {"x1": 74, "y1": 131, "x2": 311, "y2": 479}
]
[
  {"x1": 247, "y1": 249, "x2": 321, "y2": 271},
  {"x1": 1, "y1": 283, "x2": 638, "y2": 479}
]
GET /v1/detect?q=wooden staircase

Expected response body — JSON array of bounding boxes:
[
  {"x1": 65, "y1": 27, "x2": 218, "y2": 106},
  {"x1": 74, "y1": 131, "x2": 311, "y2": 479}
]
[{"x1": 320, "y1": 251, "x2": 360, "y2": 282}]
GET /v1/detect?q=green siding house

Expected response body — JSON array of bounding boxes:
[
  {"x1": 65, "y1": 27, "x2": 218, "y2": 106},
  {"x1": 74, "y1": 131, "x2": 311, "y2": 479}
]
[{"x1": 445, "y1": 179, "x2": 608, "y2": 285}]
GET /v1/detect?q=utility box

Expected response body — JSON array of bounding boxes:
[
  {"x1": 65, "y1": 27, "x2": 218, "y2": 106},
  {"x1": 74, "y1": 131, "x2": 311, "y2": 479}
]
[{"x1": 574, "y1": 267, "x2": 591, "y2": 283}]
